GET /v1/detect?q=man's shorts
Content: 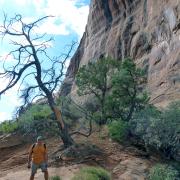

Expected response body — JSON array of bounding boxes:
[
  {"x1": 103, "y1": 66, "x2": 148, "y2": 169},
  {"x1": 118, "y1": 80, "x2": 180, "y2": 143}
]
[{"x1": 31, "y1": 162, "x2": 47, "y2": 175}]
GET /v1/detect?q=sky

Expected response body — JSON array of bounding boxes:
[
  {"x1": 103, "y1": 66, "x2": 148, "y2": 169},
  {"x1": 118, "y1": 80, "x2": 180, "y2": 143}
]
[{"x1": 0, "y1": 0, "x2": 90, "y2": 122}]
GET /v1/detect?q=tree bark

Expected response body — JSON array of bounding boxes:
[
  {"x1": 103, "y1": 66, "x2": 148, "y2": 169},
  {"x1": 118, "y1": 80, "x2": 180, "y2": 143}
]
[
  {"x1": 30, "y1": 42, "x2": 74, "y2": 148},
  {"x1": 52, "y1": 105, "x2": 74, "y2": 147},
  {"x1": 100, "y1": 87, "x2": 107, "y2": 125}
]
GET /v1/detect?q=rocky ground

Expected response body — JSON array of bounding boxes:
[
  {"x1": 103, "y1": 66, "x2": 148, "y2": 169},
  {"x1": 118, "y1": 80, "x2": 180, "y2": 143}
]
[{"x1": 0, "y1": 129, "x2": 158, "y2": 180}]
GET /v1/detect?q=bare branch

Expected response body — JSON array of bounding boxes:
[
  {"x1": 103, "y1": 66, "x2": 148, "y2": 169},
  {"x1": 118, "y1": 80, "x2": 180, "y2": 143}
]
[
  {"x1": 17, "y1": 71, "x2": 37, "y2": 93},
  {"x1": 64, "y1": 97, "x2": 93, "y2": 137},
  {"x1": 50, "y1": 41, "x2": 77, "y2": 93},
  {"x1": 0, "y1": 14, "x2": 76, "y2": 147},
  {"x1": 0, "y1": 61, "x2": 35, "y2": 95},
  {"x1": 20, "y1": 85, "x2": 39, "y2": 106},
  {"x1": 31, "y1": 93, "x2": 46, "y2": 103}
]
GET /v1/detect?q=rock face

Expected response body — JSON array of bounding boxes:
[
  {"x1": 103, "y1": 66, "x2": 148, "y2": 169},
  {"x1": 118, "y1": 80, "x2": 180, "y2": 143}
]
[
  {"x1": 0, "y1": 134, "x2": 23, "y2": 149},
  {"x1": 63, "y1": 0, "x2": 180, "y2": 107},
  {"x1": 113, "y1": 157, "x2": 150, "y2": 180}
]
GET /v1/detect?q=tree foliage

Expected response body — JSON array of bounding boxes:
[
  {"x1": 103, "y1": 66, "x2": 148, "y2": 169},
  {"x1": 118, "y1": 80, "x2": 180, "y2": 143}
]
[
  {"x1": 108, "y1": 120, "x2": 129, "y2": 143},
  {"x1": 107, "y1": 58, "x2": 149, "y2": 121},
  {"x1": 76, "y1": 57, "x2": 119, "y2": 124},
  {"x1": 149, "y1": 164, "x2": 179, "y2": 180},
  {"x1": 76, "y1": 57, "x2": 148, "y2": 124},
  {"x1": 131, "y1": 101, "x2": 180, "y2": 159}
]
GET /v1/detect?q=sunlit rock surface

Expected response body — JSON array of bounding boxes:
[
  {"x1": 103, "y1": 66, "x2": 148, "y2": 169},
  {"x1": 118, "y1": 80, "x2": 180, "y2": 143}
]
[{"x1": 62, "y1": 0, "x2": 180, "y2": 107}]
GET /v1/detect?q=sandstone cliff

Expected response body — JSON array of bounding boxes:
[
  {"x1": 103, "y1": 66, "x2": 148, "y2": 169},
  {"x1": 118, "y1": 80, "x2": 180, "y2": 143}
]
[{"x1": 62, "y1": 0, "x2": 180, "y2": 107}]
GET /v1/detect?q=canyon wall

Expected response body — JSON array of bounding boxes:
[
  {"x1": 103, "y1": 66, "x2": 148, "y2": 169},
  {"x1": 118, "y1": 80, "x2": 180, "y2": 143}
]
[{"x1": 62, "y1": 0, "x2": 180, "y2": 107}]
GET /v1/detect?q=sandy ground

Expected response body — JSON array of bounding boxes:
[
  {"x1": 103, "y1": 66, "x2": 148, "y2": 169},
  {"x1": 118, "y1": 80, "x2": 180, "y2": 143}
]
[
  {"x1": 0, "y1": 165, "x2": 83, "y2": 180},
  {"x1": 0, "y1": 130, "x2": 157, "y2": 180}
]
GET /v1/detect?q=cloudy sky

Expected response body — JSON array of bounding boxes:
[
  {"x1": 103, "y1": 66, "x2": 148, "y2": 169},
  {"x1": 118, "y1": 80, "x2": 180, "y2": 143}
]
[{"x1": 0, "y1": 0, "x2": 90, "y2": 122}]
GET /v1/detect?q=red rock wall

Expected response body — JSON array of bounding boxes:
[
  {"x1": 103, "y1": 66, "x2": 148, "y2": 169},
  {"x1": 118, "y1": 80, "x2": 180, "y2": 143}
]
[{"x1": 63, "y1": 0, "x2": 180, "y2": 107}]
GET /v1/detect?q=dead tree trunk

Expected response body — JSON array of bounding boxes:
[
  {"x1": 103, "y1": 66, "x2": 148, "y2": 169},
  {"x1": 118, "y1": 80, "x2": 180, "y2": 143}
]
[
  {"x1": 0, "y1": 14, "x2": 75, "y2": 148},
  {"x1": 51, "y1": 104, "x2": 74, "y2": 147}
]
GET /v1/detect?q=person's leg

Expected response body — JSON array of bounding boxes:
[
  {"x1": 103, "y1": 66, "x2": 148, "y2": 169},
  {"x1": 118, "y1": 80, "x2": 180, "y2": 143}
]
[
  {"x1": 30, "y1": 163, "x2": 37, "y2": 180},
  {"x1": 44, "y1": 170, "x2": 49, "y2": 180},
  {"x1": 40, "y1": 162, "x2": 49, "y2": 180},
  {"x1": 30, "y1": 174, "x2": 35, "y2": 180}
]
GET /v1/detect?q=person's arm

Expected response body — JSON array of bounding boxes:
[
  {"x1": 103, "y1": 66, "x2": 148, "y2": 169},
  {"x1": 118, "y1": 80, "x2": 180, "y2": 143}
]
[
  {"x1": 45, "y1": 152, "x2": 48, "y2": 163},
  {"x1": 28, "y1": 146, "x2": 33, "y2": 168},
  {"x1": 44, "y1": 146, "x2": 48, "y2": 165},
  {"x1": 44, "y1": 149, "x2": 48, "y2": 163}
]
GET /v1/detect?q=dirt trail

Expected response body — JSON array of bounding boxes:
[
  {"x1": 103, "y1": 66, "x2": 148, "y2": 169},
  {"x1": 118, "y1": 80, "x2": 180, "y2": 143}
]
[
  {"x1": 0, "y1": 130, "x2": 157, "y2": 180},
  {"x1": 0, "y1": 138, "x2": 85, "y2": 180},
  {"x1": 0, "y1": 165, "x2": 82, "y2": 180}
]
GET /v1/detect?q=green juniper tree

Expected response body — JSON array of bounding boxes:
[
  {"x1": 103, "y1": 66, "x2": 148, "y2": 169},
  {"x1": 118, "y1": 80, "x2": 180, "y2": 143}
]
[
  {"x1": 107, "y1": 58, "x2": 149, "y2": 121},
  {"x1": 76, "y1": 57, "x2": 148, "y2": 124},
  {"x1": 76, "y1": 57, "x2": 119, "y2": 125}
]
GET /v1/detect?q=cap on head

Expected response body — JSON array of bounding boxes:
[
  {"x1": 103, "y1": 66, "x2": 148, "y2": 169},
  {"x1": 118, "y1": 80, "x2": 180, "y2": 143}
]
[{"x1": 37, "y1": 136, "x2": 43, "y2": 141}]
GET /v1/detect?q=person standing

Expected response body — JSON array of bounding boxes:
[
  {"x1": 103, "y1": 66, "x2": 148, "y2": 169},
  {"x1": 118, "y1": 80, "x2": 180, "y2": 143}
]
[{"x1": 28, "y1": 136, "x2": 49, "y2": 180}]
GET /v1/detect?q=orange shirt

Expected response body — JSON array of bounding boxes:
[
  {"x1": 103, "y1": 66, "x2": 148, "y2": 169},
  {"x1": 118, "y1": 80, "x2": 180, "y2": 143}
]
[{"x1": 29, "y1": 144, "x2": 47, "y2": 164}]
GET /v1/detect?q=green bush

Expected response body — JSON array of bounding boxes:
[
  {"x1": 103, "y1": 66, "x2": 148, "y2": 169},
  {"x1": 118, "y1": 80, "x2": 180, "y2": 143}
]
[
  {"x1": 1, "y1": 104, "x2": 59, "y2": 137},
  {"x1": 17, "y1": 104, "x2": 59, "y2": 136},
  {"x1": 0, "y1": 120, "x2": 18, "y2": 133},
  {"x1": 130, "y1": 105, "x2": 160, "y2": 138},
  {"x1": 108, "y1": 120, "x2": 129, "y2": 143},
  {"x1": 72, "y1": 166, "x2": 111, "y2": 180},
  {"x1": 72, "y1": 172, "x2": 99, "y2": 180},
  {"x1": 57, "y1": 96, "x2": 84, "y2": 126},
  {"x1": 131, "y1": 101, "x2": 180, "y2": 159},
  {"x1": 19, "y1": 104, "x2": 51, "y2": 121},
  {"x1": 50, "y1": 175, "x2": 61, "y2": 180},
  {"x1": 149, "y1": 164, "x2": 179, "y2": 180}
]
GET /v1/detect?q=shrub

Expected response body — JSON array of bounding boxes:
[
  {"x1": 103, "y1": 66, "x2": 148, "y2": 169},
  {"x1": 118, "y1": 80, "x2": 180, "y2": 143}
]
[
  {"x1": 0, "y1": 120, "x2": 18, "y2": 133},
  {"x1": 131, "y1": 101, "x2": 180, "y2": 159},
  {"x1": 57, "y1": 96, "x2": 84, "y2": 126},
  {"x1": 19, "y1": 104, "x2": 51, "y2": 121},
  {"x1": 149, "y1": 164, "x2": 179, "y2": 180},
  {"x1": 72, "y1": 166, "x2": 111, "y2": 180},
  {"x1": 50, "y1": 176, "x2": 61, "y2": 180},
  {"x1": 17, "y1": 104, "x2": 59, "y2": 137},
  {"x1": 0, "y1": 103, "x2": 67, "y2": 138},
  {"x1": 108, "y1": 120, "x2": 129, "y2": 143},
  {"x1": 130, "y1": 105, "x2": 160, "y2": 138},
  {"x1": 72, "y1": 172, "x2": 99, "y2": 180}
]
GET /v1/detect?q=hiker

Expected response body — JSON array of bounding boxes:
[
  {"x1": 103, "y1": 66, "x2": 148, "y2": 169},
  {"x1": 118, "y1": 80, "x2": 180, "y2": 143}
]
[{"x1": 28, "y1": 136, "x2": 49, "y2": 180}]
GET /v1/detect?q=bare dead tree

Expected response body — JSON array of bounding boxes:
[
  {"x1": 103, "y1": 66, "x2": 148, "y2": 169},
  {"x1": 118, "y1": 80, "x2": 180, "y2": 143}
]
[{"x1": 0, "y1": 14, "x2": 76, "y2": 147}]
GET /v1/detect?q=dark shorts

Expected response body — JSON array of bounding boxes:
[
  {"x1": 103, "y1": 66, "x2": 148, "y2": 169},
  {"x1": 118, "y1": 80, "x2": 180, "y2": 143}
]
[{"x1": 31, "y1": 162, "x2": 48, "y2": 175}]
